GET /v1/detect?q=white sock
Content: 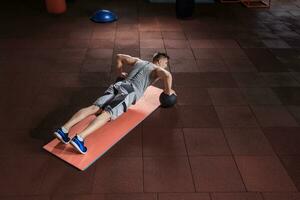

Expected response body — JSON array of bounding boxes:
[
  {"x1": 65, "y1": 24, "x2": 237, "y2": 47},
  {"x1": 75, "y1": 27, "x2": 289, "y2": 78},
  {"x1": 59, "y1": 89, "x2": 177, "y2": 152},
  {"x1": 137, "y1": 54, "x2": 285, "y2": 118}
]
[
  {"x1": 61, "y1": 126, "x2": 68, "y2": 133},
  {"x1": 77, "y1": 135, "x2": 84, "y2": 141}
]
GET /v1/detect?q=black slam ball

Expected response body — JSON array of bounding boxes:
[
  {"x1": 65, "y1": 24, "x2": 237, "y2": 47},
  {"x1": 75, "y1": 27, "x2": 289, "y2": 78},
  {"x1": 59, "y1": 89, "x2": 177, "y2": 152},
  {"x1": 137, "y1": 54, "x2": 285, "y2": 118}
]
[{"x1": 159, "y1": 92, "x2": 177, "y2": 108}]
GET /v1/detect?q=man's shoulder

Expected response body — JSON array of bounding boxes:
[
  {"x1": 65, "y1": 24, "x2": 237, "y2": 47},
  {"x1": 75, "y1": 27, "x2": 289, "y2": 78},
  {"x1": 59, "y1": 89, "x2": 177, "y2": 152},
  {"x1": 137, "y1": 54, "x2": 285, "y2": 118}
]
[
  {"x1": 132, "y1": 58, "x2": 144, "y2": 66},
  {"x1": 134, "y1": 59, "x2": 155, "y2": 68},
  {"x1": 135, "y1": 58, "x2": 148, "y2": 64}
]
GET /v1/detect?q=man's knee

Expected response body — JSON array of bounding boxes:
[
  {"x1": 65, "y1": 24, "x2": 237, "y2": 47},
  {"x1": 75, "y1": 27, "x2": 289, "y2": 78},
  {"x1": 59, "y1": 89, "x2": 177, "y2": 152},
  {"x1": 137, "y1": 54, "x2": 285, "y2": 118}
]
[
  {"x1": 93, "y1": 105, "x2": 104, "y2": 116},
  {"x1": 79, "y1": 105, "x2": 100, "y2": 114},
  {"x1": 96, "y1": 110, "x2": 112, "y2": 121},
  {"x1": 90, "y1": 105, "x2": 101, "y2": 111}
]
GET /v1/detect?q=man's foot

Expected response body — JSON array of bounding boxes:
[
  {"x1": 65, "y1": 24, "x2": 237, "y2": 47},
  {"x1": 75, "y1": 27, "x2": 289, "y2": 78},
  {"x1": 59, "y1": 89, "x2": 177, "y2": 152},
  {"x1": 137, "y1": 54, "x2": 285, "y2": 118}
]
[
  {"x1": 70, "y1": 135, "x2": 87, "y2": 154},
  {"x1": 53, "y1": 127, "x2": 71, "y2": 144}
]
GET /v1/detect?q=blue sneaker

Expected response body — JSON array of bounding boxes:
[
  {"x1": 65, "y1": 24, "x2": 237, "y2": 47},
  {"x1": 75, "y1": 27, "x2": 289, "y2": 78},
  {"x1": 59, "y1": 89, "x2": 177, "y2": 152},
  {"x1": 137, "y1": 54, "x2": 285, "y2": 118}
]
[
  {"x1": 53, "y1": 128, "x2": 70, "y2": 144},
  {"x1": 70, "y1": 135, "x2": 87, "y2": 154}
]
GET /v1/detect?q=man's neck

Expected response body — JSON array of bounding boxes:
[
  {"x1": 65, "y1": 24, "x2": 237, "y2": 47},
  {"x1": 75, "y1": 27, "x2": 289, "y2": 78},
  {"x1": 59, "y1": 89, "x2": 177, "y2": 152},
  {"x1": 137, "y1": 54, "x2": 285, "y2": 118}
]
[{"x1": 152, "y1": 62, "x2": 160, "y2": 67}]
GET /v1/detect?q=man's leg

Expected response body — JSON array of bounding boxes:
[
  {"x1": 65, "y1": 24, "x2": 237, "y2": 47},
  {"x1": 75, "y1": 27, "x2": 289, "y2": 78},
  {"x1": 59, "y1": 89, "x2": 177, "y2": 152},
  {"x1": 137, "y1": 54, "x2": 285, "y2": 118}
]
[
  {"x1": 61, "y1": 83, "x2": 116, "y2": 131},
  {"x1": 77, "y1": 110, "x2": 111, "y2": 139},
  {"x1": 62, "y1": 105, "x2": 102, "y2": 132},
  {"x1": 54, "y1": 105, "x2": 102, "y2": 144},
  {"x1": 69, "y1": 82, "x2": 137, "y2": 154},
  {"x1": 54, "y1": 84, "x2": 117, "y2": 146},
  {"x1": 76, "y1": 88, "x2": 136, "y2": 140},
  {"x1": 75, "y1": 89, "x2": 135, "y2": 140}
]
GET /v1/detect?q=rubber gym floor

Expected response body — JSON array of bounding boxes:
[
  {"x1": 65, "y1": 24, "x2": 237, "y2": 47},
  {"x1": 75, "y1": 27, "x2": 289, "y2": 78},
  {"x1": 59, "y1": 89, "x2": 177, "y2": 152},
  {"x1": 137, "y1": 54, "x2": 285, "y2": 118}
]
[{"x1": 0, "y1": 0, "x2": 300, "y2": 199}]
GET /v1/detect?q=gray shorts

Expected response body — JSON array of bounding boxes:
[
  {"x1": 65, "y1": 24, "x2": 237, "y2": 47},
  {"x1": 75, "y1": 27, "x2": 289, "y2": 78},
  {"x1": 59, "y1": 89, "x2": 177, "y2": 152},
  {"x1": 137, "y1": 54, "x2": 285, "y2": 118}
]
[{"x1": 93, "y1": 80, "x2": 137, "y2": 121}]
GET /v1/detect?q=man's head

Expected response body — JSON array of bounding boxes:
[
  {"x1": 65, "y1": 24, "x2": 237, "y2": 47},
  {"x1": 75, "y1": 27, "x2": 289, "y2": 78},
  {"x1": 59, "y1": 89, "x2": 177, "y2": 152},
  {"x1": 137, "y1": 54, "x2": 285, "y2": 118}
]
[{"x1": 152, "y1": 52, "x2": 170, "y2": 69}]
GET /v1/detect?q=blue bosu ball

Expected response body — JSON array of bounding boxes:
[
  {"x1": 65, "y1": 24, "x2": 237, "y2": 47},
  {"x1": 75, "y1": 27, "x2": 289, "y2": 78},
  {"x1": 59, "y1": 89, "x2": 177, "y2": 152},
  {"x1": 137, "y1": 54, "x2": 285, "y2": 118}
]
[{"x1": 90, "y1": 9, "x2": 118, "y2": 23}]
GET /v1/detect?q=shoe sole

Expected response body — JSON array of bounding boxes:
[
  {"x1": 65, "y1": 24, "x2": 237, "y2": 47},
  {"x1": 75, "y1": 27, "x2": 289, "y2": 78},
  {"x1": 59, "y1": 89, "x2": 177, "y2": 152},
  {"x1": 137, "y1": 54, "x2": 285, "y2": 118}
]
[
  {"x1": 53, "y1": 132, "x2": 70, "y2": 144},
  {"x1": 70, "y1": 140, "x2": 87, "y2": 154}
]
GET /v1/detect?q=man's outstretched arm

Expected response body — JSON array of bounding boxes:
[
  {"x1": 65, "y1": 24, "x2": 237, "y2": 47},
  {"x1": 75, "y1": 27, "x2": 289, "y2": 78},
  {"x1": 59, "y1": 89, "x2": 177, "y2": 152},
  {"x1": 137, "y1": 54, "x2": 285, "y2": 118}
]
[{"x1": 155, "y1": 67, "x2": 176, "y2": 95}]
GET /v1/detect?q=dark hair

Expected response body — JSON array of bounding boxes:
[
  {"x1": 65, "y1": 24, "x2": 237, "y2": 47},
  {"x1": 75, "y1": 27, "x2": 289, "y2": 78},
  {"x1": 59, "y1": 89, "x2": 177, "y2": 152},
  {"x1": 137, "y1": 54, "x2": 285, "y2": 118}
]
[{"x1": 152, "y1": 52, "x2": 170, "y2": 63}]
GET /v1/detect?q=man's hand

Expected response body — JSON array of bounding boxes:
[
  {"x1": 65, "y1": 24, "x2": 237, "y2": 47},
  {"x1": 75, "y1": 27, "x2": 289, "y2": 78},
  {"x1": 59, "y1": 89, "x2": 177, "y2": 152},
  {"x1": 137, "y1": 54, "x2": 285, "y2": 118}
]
[
  {"x1": 115, "y1": 72, "x2": 128, "y2": 82},
  {"x1": 120, "y1": 72, "x2": 128, "y2": 78},
  {"x1": 163, "y1": 88, "x2": 177, "y2": 96}
]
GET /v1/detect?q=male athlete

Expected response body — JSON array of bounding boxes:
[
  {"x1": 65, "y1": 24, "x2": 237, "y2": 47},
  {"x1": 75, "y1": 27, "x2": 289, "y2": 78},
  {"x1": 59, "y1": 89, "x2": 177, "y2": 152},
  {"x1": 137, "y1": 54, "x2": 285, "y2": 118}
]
[{"x1": 53, "y1": 52, "x2": 176, "y2": 154}]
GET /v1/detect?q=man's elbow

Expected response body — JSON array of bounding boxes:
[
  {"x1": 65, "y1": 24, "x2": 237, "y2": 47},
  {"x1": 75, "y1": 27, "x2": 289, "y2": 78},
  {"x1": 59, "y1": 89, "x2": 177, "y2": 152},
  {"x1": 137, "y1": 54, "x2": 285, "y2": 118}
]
[
  {"x1": 116, "y1": 55, "x2": 123, "y2": 68},
  {"x1": 163, "y1": 71, "x2": 172, "y2": 79},
  {"x1": 116, "y1": 54, "x2": 122, "y2": 59}
]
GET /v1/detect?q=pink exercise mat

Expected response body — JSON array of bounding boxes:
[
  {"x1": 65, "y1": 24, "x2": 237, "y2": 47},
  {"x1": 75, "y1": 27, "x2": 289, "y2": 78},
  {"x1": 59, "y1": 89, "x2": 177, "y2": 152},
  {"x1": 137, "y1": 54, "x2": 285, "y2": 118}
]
[{"x1": 43, "y1": 86, "x2": 163, "y2": 171}]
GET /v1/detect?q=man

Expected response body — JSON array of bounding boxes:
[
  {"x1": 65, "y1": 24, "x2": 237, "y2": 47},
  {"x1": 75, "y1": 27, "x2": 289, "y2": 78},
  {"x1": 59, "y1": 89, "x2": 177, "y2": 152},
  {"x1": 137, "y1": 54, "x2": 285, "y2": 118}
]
[{"x1": 53, "y1": 52, "x2": 176, "y2": 154}]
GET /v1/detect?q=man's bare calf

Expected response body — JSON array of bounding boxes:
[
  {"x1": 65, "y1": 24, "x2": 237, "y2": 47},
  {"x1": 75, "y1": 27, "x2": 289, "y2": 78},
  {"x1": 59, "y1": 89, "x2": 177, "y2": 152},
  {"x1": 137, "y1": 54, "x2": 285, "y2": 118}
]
[
  {"x1": 53, "y1": 104, "x2": 112, "y2": 154},
  {"x1": 62, "y1": 105, "x2": 102, "y2": 132}
]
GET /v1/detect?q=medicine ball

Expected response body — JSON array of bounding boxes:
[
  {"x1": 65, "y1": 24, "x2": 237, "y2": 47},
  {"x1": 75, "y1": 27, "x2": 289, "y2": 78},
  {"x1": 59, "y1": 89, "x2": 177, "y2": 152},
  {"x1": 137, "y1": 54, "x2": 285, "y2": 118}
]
[{"x1": 159, "y1": 92, "x2": 177, "y2": 108}]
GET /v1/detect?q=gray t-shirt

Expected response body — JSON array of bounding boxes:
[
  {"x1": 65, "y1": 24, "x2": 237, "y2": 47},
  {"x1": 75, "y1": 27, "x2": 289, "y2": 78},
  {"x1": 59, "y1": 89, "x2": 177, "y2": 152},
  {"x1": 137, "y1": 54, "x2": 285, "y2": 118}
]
[{"x1": 126, "y1": 59, "x2": 156, "y2": 101}]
